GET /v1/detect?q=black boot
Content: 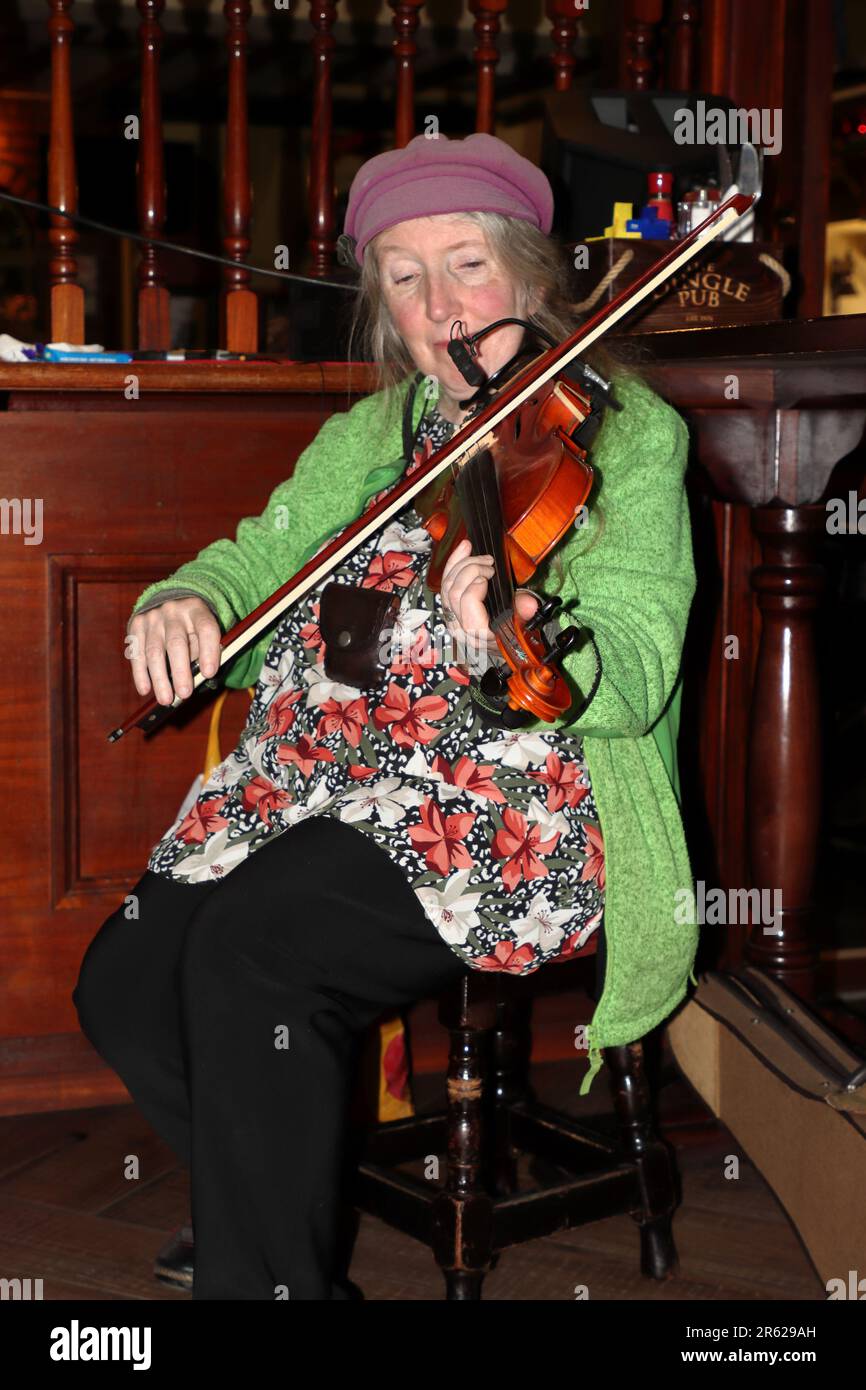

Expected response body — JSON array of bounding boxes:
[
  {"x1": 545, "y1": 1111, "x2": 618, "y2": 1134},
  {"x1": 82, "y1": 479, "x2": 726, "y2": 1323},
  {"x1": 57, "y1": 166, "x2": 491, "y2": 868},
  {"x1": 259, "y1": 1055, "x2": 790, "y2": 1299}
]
[
  {"x1": 154, "y1": 1224, "x2": 194, "y2": 1292},
  {"x1": 152, "y1": 1225, "x2": 364, "y2": 1298}
]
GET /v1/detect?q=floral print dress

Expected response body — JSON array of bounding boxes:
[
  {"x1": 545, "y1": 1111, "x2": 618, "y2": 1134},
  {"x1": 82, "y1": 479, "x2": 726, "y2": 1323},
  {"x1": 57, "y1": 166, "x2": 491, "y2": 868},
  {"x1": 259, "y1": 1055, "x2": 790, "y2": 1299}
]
[{"x1": 146, "y1": 406, "x2": 606, "y2": 975}]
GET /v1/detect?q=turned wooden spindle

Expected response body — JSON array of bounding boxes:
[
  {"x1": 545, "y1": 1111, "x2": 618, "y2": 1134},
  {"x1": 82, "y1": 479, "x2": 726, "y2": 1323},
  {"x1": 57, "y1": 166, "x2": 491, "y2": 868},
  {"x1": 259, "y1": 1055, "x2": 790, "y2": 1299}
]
[
  {"x1": 469, "y1": 0, "x2": 505, "y2": 135},
  {"x1": 546, "y1": 0, "x2": 581, "y2": 93},
  {"x1": 746, "y1": 506, "x2": 826, "y2": 998},
  {"x1": 390, "y1": 0, "x2": 424, "y2": 148},
  {"x1": 46, "y1": 0, "x2": 83, "y2": 343},
  {"x1": 222, "y1": 0, "x2": 257, "y2": 351},
  {"x1": 665, "y1": 0, "x2": 700, "y2": 90},
  {"x1": 136, "y1": 0, "x2": 170, "y2": 350},
  {"x1": 620, "y1": 0, "x2": 663, "y2": 91},
  {"x1": 308, "y1": 0, "x2": 337, "y2": 277},
  {"x1": 430, "y1": 974, "x2": 496, "y2": 1300}
]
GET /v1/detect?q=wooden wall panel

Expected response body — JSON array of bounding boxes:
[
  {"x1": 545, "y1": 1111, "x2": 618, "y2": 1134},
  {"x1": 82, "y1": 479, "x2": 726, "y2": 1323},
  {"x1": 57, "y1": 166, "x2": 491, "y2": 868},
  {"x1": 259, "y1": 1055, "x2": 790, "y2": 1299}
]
[
  {"x1": 49, "y1": 554, "x2": 213, "y2": 899},
  {"x1": 0, "y1": 401, "x2": 342, "y2": 1062}
]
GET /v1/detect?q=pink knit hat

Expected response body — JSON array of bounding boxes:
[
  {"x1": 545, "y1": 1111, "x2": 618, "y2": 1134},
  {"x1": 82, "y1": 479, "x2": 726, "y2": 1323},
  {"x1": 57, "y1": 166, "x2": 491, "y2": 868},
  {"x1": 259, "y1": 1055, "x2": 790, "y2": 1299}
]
[{"x1": 340, "y1": 132, "x2": 554, "y2": 267}]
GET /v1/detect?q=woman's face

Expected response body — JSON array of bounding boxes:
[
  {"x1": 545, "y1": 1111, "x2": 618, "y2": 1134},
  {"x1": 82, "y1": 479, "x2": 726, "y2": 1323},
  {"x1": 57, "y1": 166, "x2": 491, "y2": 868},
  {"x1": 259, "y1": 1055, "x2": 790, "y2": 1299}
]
[{"x1": 375, "y1": 213, "x2": 529, "y2": 424}]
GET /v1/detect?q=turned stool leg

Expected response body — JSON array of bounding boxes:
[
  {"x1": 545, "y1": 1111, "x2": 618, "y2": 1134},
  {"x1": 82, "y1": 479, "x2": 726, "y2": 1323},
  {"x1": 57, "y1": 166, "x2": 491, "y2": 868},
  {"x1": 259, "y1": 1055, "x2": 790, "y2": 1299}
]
[
  {"x1": 430, "y1": 975, "x2": 497, "y2": 1300},
  {"x1": 605, "y1": 1033, "x2": 680, "y2": 1280}
]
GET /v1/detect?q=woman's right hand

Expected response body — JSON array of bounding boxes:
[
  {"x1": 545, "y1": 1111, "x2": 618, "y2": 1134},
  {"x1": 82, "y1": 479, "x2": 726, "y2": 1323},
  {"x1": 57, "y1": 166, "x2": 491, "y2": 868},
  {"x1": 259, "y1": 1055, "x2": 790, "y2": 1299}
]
[{"x1": 126, "y1": 597, "x2": 222, "y2": 706}]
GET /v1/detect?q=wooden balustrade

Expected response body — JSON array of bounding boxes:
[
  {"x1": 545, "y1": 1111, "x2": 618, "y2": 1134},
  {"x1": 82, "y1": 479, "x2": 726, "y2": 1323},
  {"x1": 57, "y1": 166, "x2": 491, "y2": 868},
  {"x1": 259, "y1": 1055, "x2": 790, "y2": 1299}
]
[{"x1": 37, "y1": 0, "x2": 595, "y2": 338}]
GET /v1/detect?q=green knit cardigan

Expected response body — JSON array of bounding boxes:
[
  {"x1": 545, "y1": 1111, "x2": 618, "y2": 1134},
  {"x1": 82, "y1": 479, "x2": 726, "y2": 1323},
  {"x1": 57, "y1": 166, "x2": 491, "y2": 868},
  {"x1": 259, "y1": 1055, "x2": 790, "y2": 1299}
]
[{"x1": 131, "y1": 369, "x2": 699, "y2": 1096}]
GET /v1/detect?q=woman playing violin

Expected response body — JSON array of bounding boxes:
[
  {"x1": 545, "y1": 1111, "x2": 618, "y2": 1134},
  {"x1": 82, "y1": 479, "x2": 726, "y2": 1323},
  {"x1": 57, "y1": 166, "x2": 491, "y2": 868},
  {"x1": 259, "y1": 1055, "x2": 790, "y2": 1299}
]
[{"x1": 73, "y1": 133, "x2": 698, "y2": 1301}]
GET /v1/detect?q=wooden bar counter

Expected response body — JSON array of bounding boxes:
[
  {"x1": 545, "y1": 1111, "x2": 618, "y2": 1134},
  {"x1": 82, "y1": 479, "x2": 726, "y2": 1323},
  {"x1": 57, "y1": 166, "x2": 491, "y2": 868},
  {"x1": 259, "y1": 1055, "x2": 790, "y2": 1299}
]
[{"x1": 1, "y1": 321, "x2": 864, "y2": 1114}]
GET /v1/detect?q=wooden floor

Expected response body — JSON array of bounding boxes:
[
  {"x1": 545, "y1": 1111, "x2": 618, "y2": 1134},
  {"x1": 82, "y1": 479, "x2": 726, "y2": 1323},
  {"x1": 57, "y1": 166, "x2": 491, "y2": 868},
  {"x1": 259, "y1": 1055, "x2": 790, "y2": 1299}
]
[{"x1": 0, "y1": 1048, "x2": 826, "y2": 1303}]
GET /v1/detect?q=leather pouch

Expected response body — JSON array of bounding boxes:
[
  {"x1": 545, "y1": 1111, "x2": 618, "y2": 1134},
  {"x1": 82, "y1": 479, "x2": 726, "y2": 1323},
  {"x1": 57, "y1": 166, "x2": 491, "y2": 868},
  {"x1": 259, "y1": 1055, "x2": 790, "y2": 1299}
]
[{"x1": 317, "y1": 580, "x2": 402, "y2": 688}]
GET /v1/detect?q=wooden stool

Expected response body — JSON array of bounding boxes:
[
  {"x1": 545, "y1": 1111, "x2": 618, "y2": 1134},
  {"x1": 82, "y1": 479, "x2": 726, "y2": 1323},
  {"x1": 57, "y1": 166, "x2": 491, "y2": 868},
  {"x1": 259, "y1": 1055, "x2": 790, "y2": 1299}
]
[{"x1": 352, "y1": 946, "x2": 681, "y2": 1300}]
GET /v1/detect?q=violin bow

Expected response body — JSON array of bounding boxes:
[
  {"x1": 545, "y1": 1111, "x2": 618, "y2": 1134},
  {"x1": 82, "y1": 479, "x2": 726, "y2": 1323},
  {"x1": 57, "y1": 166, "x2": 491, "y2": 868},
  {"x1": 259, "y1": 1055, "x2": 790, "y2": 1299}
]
[{"x1": 108, "y1": 191, "x2": 755, "y2": 743}]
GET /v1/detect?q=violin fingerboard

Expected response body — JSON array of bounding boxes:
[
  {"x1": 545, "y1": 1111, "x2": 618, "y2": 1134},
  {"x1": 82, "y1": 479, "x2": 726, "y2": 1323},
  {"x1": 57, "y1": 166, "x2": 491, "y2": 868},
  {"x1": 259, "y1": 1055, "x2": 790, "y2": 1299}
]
[{"x1": 454, "y1": 446, "x2": 513, "y2": 624}]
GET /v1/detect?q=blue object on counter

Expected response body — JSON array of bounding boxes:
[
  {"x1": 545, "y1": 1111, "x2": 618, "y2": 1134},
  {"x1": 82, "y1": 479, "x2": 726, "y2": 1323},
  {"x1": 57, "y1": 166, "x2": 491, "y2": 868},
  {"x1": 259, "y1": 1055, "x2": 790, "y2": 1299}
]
[
  {"x1": 625, "y1": 211, "x2": 673, "y2": 240},
  {"x1": 42, "y1": 348, "x2": 133, "y2": 362}
]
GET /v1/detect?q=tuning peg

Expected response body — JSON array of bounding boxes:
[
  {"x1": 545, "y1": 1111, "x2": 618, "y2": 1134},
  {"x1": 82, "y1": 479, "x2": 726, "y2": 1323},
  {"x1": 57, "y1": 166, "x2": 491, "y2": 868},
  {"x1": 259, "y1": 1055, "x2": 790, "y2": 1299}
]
[
  {"x1": 540, "y1": 624, "x2": 580, "y2": 665},
  {"x1": 524, "y1": 595, "x2": 561, "y2": 632}
]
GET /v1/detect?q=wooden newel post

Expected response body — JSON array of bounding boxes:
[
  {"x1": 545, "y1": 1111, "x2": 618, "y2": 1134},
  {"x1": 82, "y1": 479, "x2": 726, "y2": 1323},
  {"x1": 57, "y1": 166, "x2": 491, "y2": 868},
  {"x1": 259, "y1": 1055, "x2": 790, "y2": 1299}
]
[
  {"x1": 136, "y1": 0, "x2": 170, "y2": 350},
  {"x1": 619, "y1": 0, "x2": 663, "y2": 91},
  {"x1": 665, "y1": 0, "x2": 699, "y2": 90},
  {"x1": 46, "y1": 0, "x2": 84, "y2": 344},
  {"x1": 391, "y1": 0, "x2": 424, "y2": 148},
  {"x1": 746, "y1": 505, "x2": 826, "y2": 998},
  {"x1": 546, "y1": 0, "x2": 582, "y2": 94},
  {"x1": 222, "y1": 0, "x2": 257, "y2": 352},
  {"x1": 309, "y1": 0, "x2": 337, "y2": 277},
  {"x1": 468, "y1": 0, "x2": 505, "y2": 134}
]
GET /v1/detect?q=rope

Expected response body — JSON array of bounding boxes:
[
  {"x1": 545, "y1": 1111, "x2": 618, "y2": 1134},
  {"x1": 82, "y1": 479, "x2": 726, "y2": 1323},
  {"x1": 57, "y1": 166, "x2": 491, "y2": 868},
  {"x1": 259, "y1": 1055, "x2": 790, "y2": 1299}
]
[
  {"x1": 758, "y1": 252, "x2": 792, "y2": 298},
  {"x1": 571, "y1": 249, "x2": 635, "y2": 315}
]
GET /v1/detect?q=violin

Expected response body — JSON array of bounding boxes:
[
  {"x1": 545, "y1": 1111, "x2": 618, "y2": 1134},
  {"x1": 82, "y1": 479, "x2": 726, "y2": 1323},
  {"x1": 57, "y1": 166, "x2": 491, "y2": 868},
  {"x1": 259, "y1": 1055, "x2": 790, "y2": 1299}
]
[
  {"x1": 108, "y1": 192, "x2": 754, "y2": 743},
  {"x1": 412, "y1": 344, "x2": 604, "y2": 726}
]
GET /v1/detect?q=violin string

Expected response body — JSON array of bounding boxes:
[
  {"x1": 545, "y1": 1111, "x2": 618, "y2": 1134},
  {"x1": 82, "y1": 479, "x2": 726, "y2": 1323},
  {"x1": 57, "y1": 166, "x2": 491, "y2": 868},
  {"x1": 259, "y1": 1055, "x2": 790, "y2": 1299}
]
[
  {"x1": 463, "y1": 446, "x2": 512, "y2": 625},
  {"x1": 456, "y1": 456, "x2": 486, "y2": 614},
  {"x1": 461, "y1": 455, "x2": 494, "y2": 610},
  {"x1": 480, "y1": 452, "x2": 512, "y2": 622},
  {"x1": 486, "y1": 448, "x2": 514, "y2": 620},
  {"x1": 483, "y1": 473, "x2": 510, "y2": 622}
]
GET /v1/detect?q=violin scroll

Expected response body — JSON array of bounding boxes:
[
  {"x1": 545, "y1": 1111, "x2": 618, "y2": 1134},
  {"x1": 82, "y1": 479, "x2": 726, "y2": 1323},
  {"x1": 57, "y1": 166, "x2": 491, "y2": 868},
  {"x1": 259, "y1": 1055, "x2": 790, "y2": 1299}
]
[{"x1": 475, "y1": 599, "x2": 583, "y2": 728}]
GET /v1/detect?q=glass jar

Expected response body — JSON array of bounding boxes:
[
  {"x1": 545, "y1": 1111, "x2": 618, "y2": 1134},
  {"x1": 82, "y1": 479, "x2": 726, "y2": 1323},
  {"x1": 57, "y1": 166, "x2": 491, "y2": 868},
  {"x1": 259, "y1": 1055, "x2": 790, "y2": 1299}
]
[{"x1": 677, "y1": 185, "x2": 721, "y2": 237}]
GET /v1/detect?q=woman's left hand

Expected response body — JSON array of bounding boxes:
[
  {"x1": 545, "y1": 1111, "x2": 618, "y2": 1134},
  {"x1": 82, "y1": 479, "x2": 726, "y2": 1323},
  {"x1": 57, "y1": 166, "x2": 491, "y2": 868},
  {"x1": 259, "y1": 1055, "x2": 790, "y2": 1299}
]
[{"x1": 440, "y1": 537, "x2": 540, "y2": 654}]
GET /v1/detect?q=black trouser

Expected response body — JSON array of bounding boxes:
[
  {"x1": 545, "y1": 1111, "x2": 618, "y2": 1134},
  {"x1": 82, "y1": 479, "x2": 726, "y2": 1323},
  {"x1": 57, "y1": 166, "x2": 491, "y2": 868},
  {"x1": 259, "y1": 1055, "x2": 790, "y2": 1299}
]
[
  {"x1": 72, "y1": 816, "x2": 471, "y2": 1300},
  {"x1": 72, "y1": 814, "x2": 606, "y2": 1300}
]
